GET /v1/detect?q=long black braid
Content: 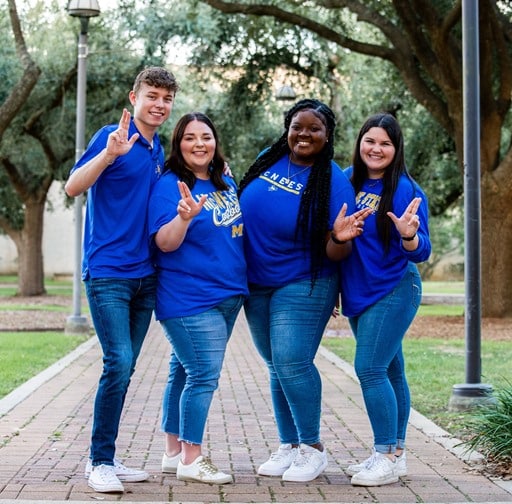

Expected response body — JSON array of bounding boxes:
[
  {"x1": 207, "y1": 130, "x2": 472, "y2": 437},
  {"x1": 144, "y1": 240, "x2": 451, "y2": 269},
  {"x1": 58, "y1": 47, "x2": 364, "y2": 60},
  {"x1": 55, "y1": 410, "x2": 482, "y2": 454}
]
[{"x1": 239, "y1": 99, "x2": 337, "y2": 289}]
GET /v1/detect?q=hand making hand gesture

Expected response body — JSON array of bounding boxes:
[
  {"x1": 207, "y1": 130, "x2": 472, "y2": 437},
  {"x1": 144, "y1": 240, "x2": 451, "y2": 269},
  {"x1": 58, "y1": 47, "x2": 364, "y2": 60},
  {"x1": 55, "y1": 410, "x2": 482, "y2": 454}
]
[
  {"x1": 105, "y1": 108, "x2": 140, "y2": 160},
  {"x1": 331, "y1": 203, "x2": 373, "y2": 243},
  {"x1": 387, "y1": 197, "x2": 422, "y2": 239},
  {"x1": 176, "y1": 180, "x2": 207, "y2": 221}
]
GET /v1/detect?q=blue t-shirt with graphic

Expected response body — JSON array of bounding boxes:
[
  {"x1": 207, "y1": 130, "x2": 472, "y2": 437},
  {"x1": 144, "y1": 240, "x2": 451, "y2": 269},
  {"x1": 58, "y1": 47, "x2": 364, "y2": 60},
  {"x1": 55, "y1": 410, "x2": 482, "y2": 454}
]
[
  {"x1": 70, "y1": 119, "x2": 163, "y2": 280},
  {"x1": 239, "y1": 155, "x2": 356, "y2": 287},
  {"x1": 148, "y1": 171, "x2": 248, "y2": 320}
]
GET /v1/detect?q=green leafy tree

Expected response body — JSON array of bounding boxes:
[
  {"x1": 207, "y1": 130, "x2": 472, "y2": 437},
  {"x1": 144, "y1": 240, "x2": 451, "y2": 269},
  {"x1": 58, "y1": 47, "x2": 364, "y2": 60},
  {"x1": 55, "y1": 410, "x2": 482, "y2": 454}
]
[
  {"x1": 0, "y1": 0, "x2": 473, "y2": 298},
  {"x1": 123, "y1": 0, "x2": 463, "y2": 279},
  {"x1": 1, "y1": 0, "x2": 43, "y2": 295},
  {"x1": 0, "y1": 0, "x2": 154, "y2": 296},
  {"x1": 197, "y1": 0, "x2": 512, "y2": 317}
]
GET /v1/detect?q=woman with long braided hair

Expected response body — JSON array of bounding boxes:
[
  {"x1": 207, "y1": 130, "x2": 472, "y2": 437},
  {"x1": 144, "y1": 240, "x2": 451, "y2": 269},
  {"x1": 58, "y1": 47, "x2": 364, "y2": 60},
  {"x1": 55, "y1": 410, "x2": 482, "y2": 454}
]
[{"x1": 239, "y1": 99, "x2": 370, "y2": 482}]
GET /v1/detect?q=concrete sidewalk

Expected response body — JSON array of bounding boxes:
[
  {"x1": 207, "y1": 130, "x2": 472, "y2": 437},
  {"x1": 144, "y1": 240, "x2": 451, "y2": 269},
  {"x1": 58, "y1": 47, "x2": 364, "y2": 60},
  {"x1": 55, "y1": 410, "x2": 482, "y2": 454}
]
[{"x1": 0, "y1": 312, "x2": 511, "y2": 503}]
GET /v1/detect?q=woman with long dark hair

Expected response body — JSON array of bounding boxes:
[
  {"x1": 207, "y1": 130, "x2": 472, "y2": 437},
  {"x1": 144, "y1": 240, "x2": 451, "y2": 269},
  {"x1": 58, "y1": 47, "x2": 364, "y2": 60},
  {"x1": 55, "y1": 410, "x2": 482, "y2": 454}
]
[
  {"x1": 337, "y1": 113, "x2": 431, "y2": 487},
  {"x1": 148, "y1": 112, "x2": 248, "y2": 484}
]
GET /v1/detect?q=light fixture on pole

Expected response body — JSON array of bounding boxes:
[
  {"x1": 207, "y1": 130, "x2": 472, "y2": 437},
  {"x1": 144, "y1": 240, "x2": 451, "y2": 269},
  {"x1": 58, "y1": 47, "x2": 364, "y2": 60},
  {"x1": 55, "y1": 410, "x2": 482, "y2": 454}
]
[
  {"x1": 65, "y1": 0, "x2": 101, "y2": 334},
  {"x1": 275, "y1": 85, "x2": 296, "y2": 120},
  {"x1": 275, "y1": 85, "x2": 297, "y2": 102}
]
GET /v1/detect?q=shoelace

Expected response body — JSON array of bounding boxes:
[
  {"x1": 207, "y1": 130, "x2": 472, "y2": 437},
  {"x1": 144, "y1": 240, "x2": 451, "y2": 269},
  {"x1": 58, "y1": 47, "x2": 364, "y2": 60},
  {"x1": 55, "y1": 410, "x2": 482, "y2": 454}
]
[
  {"x1": 362, "y1": 451, "x2": 379, "y2": 470},
  {"x1": 197, "y1": 458, "x2": 220, "y2": 475},
  {"x1": 366, "y1": 453, "x2": 395, "y2": 472},
  {"x1": 291, "y1": 449, "x2": 311, "y2": 468},
  {"x1": 87, "y1": 458, "x2": 124, "y2": 474},
  {"x1": 95, "y1": 465, "x2": 119, "y2": 482},
  {"x1": 269, "y1": 449, "x2": 289, "y2": 461}
]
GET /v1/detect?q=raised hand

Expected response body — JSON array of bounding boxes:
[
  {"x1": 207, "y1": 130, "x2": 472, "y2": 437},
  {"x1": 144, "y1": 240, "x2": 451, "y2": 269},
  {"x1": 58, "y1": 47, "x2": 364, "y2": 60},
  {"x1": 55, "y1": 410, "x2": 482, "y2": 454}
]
[
  {"x1": 176, "y1": 180, "x2": 207, "y2": 221},
  {"x1": 105, "y1": 108, "x2": 140, "y2": 160},
  {"x1": 387, "y1": 197, "x2": 422, "y2": 239},
  {"x1": 331, "y1": 203, "x2": 373, "y2": 243}
]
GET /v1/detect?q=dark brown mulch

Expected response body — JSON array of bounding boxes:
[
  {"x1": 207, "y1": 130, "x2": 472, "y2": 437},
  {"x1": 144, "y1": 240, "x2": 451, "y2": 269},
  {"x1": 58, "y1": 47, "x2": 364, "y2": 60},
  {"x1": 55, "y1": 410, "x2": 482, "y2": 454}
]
[
  {"x1": 1, "y1": 294, "x2": 512, "y2": 338},
  {"x1": 327, "y1": 313, "x2": 512, "y2": 341},
  {"x1": 0, "y1": 295, "x2": 75, "y2": 331}
]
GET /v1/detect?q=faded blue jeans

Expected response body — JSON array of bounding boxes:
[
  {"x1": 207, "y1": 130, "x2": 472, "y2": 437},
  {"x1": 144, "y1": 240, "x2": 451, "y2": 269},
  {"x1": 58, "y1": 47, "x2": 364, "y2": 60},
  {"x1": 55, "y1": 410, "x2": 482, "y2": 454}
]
[
  {"x1": 349, "y1": 262, "x2": 421, "y2": 454},
  {"x1": 244, "y1": 274, "x2": 338, "y2": 446},
  {"x1": 160, "y1": 295, "x2": 244, "y2": 444},
  {"x1": 85, "y1": 275, "x2": 156, "y2": 466}
]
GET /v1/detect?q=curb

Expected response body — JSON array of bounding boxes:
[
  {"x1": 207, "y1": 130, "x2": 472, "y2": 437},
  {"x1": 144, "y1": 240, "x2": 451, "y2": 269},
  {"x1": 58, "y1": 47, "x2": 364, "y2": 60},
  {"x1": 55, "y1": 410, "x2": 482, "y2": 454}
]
[{"x1": 0, "y1": 337, "x2": 97, "y2": 417}]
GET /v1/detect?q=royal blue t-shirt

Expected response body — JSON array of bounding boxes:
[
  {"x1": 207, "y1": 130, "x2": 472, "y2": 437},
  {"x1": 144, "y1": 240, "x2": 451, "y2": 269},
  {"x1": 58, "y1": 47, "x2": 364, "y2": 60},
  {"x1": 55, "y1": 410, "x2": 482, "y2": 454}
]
[
  {"x1": 340, "y1": 168, "x2": 432, "y2": 317},
  {"x1": 239, "y1": 155, "x2": 356, "y2": 287},
  {"x1": 148, "y1": 171, "x2": 248, "y2": 320},
  {"x1": 70, "y1": 119, "x2": 163, "y2": 280}
]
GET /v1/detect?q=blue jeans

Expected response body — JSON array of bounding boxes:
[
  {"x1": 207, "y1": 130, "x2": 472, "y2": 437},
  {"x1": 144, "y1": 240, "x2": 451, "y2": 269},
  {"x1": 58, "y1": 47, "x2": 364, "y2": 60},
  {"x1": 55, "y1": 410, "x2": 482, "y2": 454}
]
[
  {"x1": 244, "y1": 274, "x2": 338, "y2": 445},
  {"x1": 160, "y1": 295, "x2": 244, "y2": 445},
  {"x1": 85, "y1": 275, "x2": 156, "y2": 466},
  {"x1": 349, "y1": 262, "x2": 421, "y2": 454}
]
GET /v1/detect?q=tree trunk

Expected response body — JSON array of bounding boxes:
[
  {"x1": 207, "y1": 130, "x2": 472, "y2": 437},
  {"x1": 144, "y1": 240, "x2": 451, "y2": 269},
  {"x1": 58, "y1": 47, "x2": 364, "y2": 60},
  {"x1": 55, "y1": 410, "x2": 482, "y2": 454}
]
[
  {"x1": 14, "y1": 200, "x2": 46, "y2": 296},
  {"x1": 480, "y1": 173, "x2": 512, "y2": 317}
]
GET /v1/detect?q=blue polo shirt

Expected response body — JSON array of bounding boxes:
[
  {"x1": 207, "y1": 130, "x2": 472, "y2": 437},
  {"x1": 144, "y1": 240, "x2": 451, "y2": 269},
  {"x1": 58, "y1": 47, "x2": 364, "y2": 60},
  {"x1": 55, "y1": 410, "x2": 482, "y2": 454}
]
[{"x1": 70, "y1": 119, "x2": 163, "y2": 279}]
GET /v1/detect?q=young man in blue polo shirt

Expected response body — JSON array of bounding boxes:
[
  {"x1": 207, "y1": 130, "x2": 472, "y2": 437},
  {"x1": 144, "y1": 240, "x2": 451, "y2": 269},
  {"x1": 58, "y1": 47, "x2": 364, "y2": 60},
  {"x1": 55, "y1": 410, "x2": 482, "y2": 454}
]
[{"x1": 65, "y1": 66, "x2": 179, "y2": 493}]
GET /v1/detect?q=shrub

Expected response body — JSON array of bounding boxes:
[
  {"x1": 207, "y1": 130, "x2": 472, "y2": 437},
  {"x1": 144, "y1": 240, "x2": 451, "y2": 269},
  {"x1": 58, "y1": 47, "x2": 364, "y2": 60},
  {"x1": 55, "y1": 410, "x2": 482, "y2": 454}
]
[{"x1": 460, "y1": 385, "x2": 512, "y2": 474}]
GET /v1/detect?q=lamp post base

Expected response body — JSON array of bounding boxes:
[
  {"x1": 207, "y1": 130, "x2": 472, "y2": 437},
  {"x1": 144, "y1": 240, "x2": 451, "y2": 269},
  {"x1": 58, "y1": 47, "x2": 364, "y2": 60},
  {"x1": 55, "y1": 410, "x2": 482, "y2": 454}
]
[
  {"x1": 448, "y1": 383, "x2": 496, "y2": 412},
  {"x1": 65, "y1": 315, "x2": 90, "y2": 335}
]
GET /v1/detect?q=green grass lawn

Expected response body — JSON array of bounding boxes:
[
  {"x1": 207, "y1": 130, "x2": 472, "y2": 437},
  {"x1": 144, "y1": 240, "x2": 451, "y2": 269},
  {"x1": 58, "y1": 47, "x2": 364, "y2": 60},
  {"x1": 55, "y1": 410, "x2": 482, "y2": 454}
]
[
  {"x1": 322, "y1": 278, "x2": 508, "y2": 435},
  {"x1": 422, "y1": 281, "x2": 464, "y2": 294},
  {"x1": 0, "y1": 275, "x2": 90, "y2": 399},
  {"x1": 321, "y1": 333, "x2": 511, "y2": 436},
  {"x1": 0, "y1": 304, "x2": 71, "y2": 312},
  {"x1": 0, "y1": 276, "x2": 75, "y2": 297},
  {"x1": 418, "y1": 304, "x2": 464, "y2": 316},
  {"x1": 0, "y1": 331, "x2": 89, "y2": 398}
]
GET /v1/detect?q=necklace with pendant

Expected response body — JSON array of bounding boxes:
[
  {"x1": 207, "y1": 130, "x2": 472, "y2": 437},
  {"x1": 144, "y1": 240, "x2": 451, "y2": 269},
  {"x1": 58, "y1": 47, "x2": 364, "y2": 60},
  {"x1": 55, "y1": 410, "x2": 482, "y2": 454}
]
[
  {"x1": 287, "y1": 155, "x2": 310, "y2": 179},
  {"x1": 367, "y1": 178, "x2": 383, "y2": 187}
]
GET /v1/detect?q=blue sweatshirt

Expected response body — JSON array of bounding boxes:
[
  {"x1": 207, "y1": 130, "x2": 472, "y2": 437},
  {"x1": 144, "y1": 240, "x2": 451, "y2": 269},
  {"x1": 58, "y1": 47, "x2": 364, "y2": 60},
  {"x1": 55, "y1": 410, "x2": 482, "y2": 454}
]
[{"x1": 340, "y1": 168, "x2": 431, "y2": 317}]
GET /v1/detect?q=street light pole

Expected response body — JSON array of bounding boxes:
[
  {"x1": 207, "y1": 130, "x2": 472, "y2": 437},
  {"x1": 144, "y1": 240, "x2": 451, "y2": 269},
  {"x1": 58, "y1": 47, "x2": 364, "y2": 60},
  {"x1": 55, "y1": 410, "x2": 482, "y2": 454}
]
[
  {"x1": 65, "y1": 0, "x2": 101, "y2": 334},
  {"x1": 448, "y1": 0, "x2": 494, "y2": 411}
]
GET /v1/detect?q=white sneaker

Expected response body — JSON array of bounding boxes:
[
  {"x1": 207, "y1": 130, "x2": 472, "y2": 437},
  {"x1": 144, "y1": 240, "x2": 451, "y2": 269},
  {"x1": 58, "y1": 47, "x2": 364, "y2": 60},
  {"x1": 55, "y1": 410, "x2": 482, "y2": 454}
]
[
  {"x1": 162, "y1": 452, "x2": 182, "y2": 473},
  {"x1": 258, "y1": 444, "x2": 298, "y2": 476},
  {"x1": 88, "y1": 464, "x2": 124, "y2": 493},
  {"x1": 85, "y1": 458, "x2": 149, "y2": 482},
  {"x1": 351, "y1": 452, "x2": 399, "y2": 486},
  {"x1": 347, "y1": 449, "x2": 407, "y2": 477},
  {"x1": 282, "y1": 444, "x2": 328, "y2": 482},
  {"x1": 177, "y1": 455, "x2": 233, "y2": 484}
]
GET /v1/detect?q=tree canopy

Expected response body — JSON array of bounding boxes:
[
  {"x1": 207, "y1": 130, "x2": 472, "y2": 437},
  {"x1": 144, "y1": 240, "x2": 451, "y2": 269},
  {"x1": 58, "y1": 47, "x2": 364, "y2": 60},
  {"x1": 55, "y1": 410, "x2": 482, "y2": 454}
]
[
  {"x1": 2, "y1": 0, "x2": 511, "y2": 317},
  {"x1": 195, "y1": 0, "x2": 512, "y2": 316}
]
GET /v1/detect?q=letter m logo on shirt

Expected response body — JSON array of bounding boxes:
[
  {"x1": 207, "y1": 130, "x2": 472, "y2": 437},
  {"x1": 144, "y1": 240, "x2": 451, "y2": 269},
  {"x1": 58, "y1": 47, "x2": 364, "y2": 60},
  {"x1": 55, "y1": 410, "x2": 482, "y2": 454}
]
[{"x1": 231, "y1": 223, "x2": 243, "y2": 238}]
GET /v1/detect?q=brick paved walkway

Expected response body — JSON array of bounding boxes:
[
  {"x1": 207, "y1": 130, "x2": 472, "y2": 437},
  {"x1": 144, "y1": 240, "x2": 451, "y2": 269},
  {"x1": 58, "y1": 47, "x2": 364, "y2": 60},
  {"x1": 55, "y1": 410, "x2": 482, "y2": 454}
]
[{"x1": 0, "y1": 312, "x2": 511, "y2": 503}]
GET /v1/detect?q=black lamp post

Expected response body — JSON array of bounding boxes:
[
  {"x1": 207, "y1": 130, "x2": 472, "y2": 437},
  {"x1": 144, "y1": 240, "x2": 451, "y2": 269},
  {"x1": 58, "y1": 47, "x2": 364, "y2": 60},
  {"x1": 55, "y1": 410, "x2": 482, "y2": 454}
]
[
  {"x1": 65, "y1": 0, "x2": 101, "y2": 334},
  {"x1": 448, "y1": 0, "x2": 494, "y2": 411}
]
